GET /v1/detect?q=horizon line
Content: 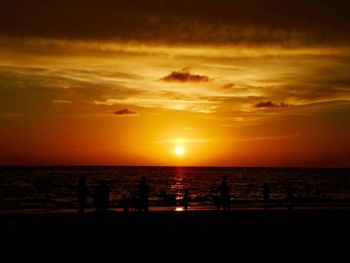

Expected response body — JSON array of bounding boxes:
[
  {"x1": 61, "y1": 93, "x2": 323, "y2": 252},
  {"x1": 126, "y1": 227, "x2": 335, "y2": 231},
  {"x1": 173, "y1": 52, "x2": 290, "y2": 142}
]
[{"x1": 0, "y1": 164, "x2": 349, "y2": 169}]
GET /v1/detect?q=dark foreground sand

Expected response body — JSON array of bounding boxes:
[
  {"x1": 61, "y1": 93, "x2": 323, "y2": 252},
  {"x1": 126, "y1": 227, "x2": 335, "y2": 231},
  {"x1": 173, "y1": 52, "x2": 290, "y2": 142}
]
[{"x1": 0, "y1": 209, "x2": 349, "y2": 262}]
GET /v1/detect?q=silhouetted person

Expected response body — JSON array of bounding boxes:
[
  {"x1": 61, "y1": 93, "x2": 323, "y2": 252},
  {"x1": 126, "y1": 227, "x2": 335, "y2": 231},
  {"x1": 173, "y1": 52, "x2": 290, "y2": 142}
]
[
  {"x1": 220, "y1": 176, "x2": 231, "y2": 210},
  {"x1": 168, "y1": 194, "x2": 177, "y2": 206},
  {"x1": 138, "y1": 176, "x2": 150, "y2": 212},
  {"x1": 159, "y1": 189, "x2": 169, "y2": 206},
  {"x1": 95, "y1": 181, "x2": 110, "y2": 215},
  {"x1": 263, "y1": 183, "x2": 270, "y2": 208},
  {"x1": 160, "y1": 189, "x2": 176, "y2": 206},
  {"x1": 130, "y1": 192, "x2": 138, "y2": 212},
  {"x1": 315, "y1": 188, "x2": 321, "y2": 198},
  {"x1": 287, "y1": 183, "x2": 294, "y2": 210},
  {"x1": 182, "y1": 190, "x2": 190, "y2": 211},
  {"x1": 77, "y1": 176, "x2": 89, "y2": 215},
  {"x1": 213, "y1": 194, "x2": 221, "y2": 210},
  {"x1": 121, "y1": 194, "x2": 129, "y2": 214}
]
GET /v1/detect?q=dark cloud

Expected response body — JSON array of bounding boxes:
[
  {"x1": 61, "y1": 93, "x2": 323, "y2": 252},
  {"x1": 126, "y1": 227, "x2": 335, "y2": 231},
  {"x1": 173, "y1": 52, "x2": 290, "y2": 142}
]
[
  {"x1": 161, "y1": 68, "x2": 210, "y2": 83},
  {"x1": 114, "y1": 108, "x2": 139, "y2": 116},
  {"x1": 255, "y1": 101, "x2": 288, "y2": 108},
  {"x1": 1, "y1": 0, "x2": 349, "y2": 46}
]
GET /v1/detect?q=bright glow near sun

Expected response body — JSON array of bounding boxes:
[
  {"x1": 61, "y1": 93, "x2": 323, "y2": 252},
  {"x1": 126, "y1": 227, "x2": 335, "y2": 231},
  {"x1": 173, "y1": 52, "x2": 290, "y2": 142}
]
[{"x1": 174, "y1": 145, "x2": 185, "y2": 156}]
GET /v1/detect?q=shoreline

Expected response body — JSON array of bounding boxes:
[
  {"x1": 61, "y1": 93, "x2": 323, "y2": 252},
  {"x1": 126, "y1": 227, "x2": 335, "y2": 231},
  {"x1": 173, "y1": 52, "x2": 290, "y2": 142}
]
[{"x1": 1, "y1": 202, "x2": 350, "y2": 215}]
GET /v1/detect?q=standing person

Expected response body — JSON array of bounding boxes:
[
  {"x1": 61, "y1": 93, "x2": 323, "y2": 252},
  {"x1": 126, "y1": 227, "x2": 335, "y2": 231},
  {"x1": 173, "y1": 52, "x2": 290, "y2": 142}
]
[
  {"x1": 130, "y1": 191, "x2": 139, "y2": 212},
  {"x1": 77, "y1": 176, "x2": 89, "y2": 215},
  {"x1": 213, "y1": 193, "x2": 221, "y2": 210},
  {"x1": 220, "y1": 176, "x2": 231, "y2": 211},
  {"x1": 263, "y1": 183, "x2": 270, "y2": 208},
  {"x1": 182, "y1": 190, "x2": 190, "y2": 211},
  {"x1": 121, "y1": 194, "x2": 129, "y2": 214},
  {"x1": 138, "y1": 176, "x2": 150, "y2": 212},
  {"x1": 287, "y1": 183, "x2": 294, "y2": 210},
  {"x1": 95, "y1": 181, "x2": 110, "y2": 215}
]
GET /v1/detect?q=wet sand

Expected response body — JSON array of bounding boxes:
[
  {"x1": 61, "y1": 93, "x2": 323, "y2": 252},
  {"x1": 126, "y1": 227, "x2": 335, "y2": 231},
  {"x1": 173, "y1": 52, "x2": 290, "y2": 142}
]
[{"x1": 0, "y1": 209, "x2": 349, "y2": 262}]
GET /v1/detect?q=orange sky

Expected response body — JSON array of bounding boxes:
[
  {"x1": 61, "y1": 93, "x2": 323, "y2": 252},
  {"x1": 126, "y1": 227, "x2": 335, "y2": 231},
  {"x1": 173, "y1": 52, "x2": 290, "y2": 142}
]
[{"x1": 1, "y1": 1, "x2": 350, "y2": 167}]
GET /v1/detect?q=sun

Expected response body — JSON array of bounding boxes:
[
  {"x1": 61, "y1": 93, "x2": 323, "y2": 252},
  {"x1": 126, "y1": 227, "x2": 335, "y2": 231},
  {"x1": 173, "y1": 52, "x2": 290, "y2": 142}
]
[{"x1": 174, "y1": 145, "x2": 185, "y2": 156}]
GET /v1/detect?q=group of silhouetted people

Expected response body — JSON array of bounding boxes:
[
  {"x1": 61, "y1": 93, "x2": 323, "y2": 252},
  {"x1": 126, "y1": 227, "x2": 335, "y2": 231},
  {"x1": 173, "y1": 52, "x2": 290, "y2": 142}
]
[
  {"x1": 78, "y1": 175, "x2": 297, "y2": 215},
  {"x1": 78, "y1": 175, "x2": 152, "y2": 215},
  {"x1": 78, "y1": 176, "x2": 110, "y2": 215},
  {"x1": 213, "y1": 179, "x2": 296, "y2": 211}
]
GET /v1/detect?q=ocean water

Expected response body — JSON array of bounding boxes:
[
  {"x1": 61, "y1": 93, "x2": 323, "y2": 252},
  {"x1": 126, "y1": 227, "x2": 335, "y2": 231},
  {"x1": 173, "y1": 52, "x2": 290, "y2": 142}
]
[{"x1": 0, "y1": 166, "x2": 349, "y2": 210}]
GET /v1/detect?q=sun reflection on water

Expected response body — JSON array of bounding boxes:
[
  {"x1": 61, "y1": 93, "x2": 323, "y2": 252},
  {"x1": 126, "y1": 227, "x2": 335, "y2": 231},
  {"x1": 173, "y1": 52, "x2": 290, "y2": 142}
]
[{"x1": 170, "y1": 167, "x2": 186, "y2": 195}]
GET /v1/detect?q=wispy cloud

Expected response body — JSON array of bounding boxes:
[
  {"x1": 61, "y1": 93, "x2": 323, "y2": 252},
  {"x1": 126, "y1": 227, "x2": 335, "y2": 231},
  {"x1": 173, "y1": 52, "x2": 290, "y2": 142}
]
[{"x1": 52, "y1": 99, "x2": 72, "y2": 104}]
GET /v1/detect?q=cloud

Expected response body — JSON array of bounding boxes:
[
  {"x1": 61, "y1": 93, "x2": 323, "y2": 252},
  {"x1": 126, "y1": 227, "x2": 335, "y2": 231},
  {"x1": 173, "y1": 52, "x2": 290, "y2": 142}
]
[
  {"x1": 113, "y1": 108, "x2": 139, "y2": 116},
  {"x1": 0, "y1": 0, "x2": 350, "y2": 46},
  {"x1": 254, "y1": 101, "x2": 288, "y2": 108},
  {"x1": 161, "y1": 68, "x2": 210, "y2": 83},
  {"x1": 221, "y1": 83, "x2": 235, "y2": 90}
]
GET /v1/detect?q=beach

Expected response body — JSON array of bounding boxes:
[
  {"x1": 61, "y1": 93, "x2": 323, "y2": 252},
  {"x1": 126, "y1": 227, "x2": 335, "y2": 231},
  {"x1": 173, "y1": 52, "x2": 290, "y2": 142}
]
[{"x1": 1, "y1": 209, "x2": 349, "y2": 262}]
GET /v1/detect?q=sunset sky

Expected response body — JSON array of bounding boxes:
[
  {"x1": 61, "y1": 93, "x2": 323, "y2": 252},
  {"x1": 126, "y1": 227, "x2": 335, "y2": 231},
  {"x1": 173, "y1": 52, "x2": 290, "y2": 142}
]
[{"x1": 1, "y1": 0, "x2": 350, "y2": 167}]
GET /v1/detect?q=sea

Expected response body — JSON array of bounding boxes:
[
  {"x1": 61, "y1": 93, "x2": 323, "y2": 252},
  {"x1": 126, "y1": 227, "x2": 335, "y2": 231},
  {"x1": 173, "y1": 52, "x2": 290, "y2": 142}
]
[{"x1": 0, "y1": 166, "x2": 349, "y2": 212}]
